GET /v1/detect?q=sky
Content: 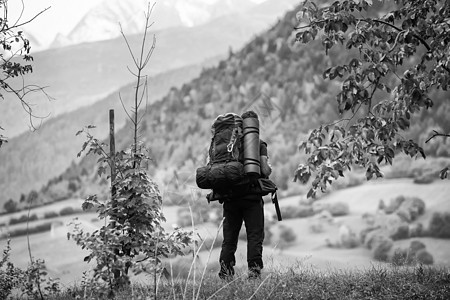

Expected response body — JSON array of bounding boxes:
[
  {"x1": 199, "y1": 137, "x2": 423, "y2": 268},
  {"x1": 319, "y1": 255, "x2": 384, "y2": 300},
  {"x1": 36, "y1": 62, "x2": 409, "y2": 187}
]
[
  {"x1": 9, "y1": 0, "x2": 268, "y2": 48},
  {"x1": 10, "y1": 0, "x2": 104, "y2": 45}
]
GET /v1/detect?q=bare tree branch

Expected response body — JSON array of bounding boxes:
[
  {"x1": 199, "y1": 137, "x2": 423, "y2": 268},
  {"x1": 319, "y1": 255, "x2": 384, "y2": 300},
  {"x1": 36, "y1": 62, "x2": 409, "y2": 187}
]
[
  {"x1": 425, "y1": 130, "x2": 450, "y2": 143},
  {"x1": 119, "y1": 92, "x2": 134, "y2": 124}
]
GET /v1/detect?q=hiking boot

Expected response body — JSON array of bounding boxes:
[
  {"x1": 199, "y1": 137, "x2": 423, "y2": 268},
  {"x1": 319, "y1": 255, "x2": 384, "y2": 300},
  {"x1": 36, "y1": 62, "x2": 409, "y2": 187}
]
[
  {"x1": 218, "y1": 261, "x2": 235, "y2": 280},
  {"x1": 247, "y1": 267, "x2": 261, "y2": 280}
]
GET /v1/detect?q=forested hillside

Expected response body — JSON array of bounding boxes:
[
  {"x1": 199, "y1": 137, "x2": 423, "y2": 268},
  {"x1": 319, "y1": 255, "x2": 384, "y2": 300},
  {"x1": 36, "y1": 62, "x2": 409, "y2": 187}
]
[{"x1": 6, "y1": 2, "x2": 449, "y2": 211}]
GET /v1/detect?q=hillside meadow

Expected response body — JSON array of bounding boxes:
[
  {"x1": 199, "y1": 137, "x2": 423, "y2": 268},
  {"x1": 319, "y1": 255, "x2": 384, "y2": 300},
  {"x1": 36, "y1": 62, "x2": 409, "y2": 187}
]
[{"x1": 1, "y1": 178, "x2": 449, "y2": 289}]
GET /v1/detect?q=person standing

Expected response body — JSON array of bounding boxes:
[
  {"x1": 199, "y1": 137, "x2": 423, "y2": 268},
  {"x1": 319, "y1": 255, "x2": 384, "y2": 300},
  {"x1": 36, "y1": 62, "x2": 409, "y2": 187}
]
[{"x1": 218, "y1": 110, "x2": 272, "y2": 280}]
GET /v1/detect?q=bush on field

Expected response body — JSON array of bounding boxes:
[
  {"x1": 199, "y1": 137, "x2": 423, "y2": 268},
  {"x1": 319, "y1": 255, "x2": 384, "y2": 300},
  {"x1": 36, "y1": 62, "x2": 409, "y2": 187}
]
[
  {"x1": 327, "y1": 202, "x2": 350, "y2": 216},
  {"x1": 330, "y1": 172, "x2": 363, "y2": 190},
  {"x1": 413, "y1": 172, "x2": 435, "y2": 184},
  {"x1": 416, "y1": 249, "x2": 434, "y2": 265},
  {"x1": 396, "y1": 197, "x2": 425, "y2": 222},
  {"x1": 371, "y1": 235, "x2": 393, "y2": 262},
  {"x1": 408, "y1": 240, "x2": 427, "y2": 260},
  {"x1": 392, "y1": 240, "x2": 434, "y2": 266},
  {"x1": 4, "y1": 222, "x2": 52, "y2": 238},
  {"x1": 279, "y1": 225, "x2": 296, "y2": 243},
  {"x1": 338, "y1": 225, "x2": 360, "y2": 248},
  {"x1": 380, "y1": 196, "x2": 405, "y2": 214},
  {"x1": 427, "y1": 212, "x2": 450, "y2": 238},
  {"x1": 9, "y1": 214, "x2": 38, "y2": 225},
  {"x1": 391, "y1": 248, "x2": 409, "y2": 266},
  {"x1": 390, "y1": 224, "x2": 410, "y2": 240},
  {"x1": 59, "y1": 207, "x2": 76, "y2": 216},
  {"x1": 408, "y1": 223, "x2": 424, "y2": 238},
  {"x1": 275, "y1": 225, "x2": 296, "y2": 249},
  {"x1": 281, "y1": 205, "x2": 314, "y2": 219},
  {"x1": 364, "y1": 231, "x2": 387, "y2": 250},
  {"x1": 44, "y1": 211, "x2": 59, "y2": 219}
]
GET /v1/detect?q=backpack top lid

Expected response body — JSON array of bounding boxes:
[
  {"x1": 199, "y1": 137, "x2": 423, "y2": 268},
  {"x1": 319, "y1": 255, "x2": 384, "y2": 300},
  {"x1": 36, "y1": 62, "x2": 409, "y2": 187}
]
[
  {"x1": 209, "y1": 113, "x2": 243, "y2": 162},
  {"x1": 211, "y1": 113, "x2": 243, "y2": 135}
]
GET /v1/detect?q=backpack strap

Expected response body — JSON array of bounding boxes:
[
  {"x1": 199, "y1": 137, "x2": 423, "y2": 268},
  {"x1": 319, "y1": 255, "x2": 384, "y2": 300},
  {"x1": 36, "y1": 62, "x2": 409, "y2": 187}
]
[{"x1": 226, "y1": 127, "x2": 239, "y2": 158}]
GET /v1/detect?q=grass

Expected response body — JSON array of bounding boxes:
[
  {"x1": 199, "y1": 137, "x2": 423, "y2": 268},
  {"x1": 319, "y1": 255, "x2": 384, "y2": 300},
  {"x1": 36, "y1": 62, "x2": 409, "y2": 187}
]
[{"x1": 41, "y1": 264, "x2": 450, "y2": 300}]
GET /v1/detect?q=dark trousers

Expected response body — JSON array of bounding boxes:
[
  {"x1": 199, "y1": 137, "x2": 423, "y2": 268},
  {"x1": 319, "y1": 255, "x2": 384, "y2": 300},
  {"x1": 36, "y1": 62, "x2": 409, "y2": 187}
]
[{"x1": 219, "y1": 197, "x2": 264, "y2": 277}]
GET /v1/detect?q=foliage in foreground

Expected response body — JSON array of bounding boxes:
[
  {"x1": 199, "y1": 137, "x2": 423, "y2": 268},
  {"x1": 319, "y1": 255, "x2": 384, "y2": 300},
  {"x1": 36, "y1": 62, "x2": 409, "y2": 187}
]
[
  {"x1": 1, "y1": 239, "x2": 60, "y2": 299},
  {"x1": 41, "y1": 264, "x2": 450, "y2": 300}
]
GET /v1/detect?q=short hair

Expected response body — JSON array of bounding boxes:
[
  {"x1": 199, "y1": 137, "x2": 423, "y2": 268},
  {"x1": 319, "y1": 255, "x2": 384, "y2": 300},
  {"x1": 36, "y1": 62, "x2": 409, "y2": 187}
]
[{"x1": 241, "y1": 110, "x2": 258, "y2": 119}]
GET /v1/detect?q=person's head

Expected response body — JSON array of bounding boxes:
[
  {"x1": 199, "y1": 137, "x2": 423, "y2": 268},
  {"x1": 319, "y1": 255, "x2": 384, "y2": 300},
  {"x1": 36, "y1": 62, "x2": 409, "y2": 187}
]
[{"x1": 241, "y1": 110, "x2": 258, "y2": 119}]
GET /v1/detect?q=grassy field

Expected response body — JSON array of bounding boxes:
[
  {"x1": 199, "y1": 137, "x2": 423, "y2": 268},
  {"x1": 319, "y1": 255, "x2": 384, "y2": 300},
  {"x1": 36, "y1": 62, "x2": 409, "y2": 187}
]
[
  {"x1": 54, "y1": 266, "x2": 450, "y2": 300},
  {"x1": 1, "y1": 178, "x2": 449, "y2": 289}
]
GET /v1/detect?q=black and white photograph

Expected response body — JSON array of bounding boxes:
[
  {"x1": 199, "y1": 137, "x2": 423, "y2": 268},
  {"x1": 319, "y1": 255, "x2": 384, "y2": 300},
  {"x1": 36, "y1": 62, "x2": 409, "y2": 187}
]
[{"x1": 0, "y1": 0, "x2": 449, "y2": 299}]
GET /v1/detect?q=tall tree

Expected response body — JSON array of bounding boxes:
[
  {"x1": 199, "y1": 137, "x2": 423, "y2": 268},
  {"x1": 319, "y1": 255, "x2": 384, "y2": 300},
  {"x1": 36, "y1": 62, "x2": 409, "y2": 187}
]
[
  {"x1": 70, "y1": 4, "x2": 192, "y2": 296},
  {"x1": 293, "y1": 0, "x2": 450, "y2": 197}
]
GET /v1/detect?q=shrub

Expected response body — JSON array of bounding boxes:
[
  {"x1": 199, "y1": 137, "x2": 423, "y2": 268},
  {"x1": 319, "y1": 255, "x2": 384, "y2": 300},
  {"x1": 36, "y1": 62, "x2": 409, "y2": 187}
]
[
  {"x1": 428, "y1": 212, "x2": 450, "y2": 238},
  {"x1": 5, "y1": 223, "x2": 52, "y2": 238},
  {"x1": 409, "y1": 240, "x2": 426, "y2": 256},
  {"x1": 397, "y1": 197, "x2": 425, "y2": 222},
  {"x1": 372, "y1": 236, "x2": 393, "y2": 262},
  {"x1": 9, "y1": 214, "x2": 38, "y2": 225},
  {"x1": 281, "y1": 205, "x2": 314, "y2": 219},
  {"x1": 408, "y1": 223, "x2": 423, "y2": 238},
  {"x1": 276, "y1": 225, "x2": 296, "y2": 249},
  {"x1": 360, "y1": 227, "x2": 378, "y2": 244},
  {"x1": 309, "y1": 220, "x2": 324, "y2": 233},
  {"x1": 279, "y1": 225, "x2": 296, "y2": 243},
  {"x1": 327, "y1": 202, "x2": 350, "y2": 217},
  {"x1": 339, "y1": 231, "x2": 360, "y2": 249},
  {"x1": 416, "y1": 249, "x2": 434, "y2": 265},
  {"x1": 59, "y1": 207, "x2": 75, "y2": 216},
  {"x1": 362, "y1": 213, "x2": 375, "y2": 226},
  {"x1": 364, "y1": 230, "x2": 386, "y2": 249},
  {"x1": 0, "y1": 240, "x2": 23, "y2": 298},
  {"x1": 391, "y1": 248, "x2": 409, "y2": 266},
  {"x1": 44, "y1": 211, "x2": 59, "y2": 219},
  {"x1": 383, "y1": 196, "x2": 405, "y2": 214},
  {"x1": 413, "y1": 173, "x2": 435, "y2": 184},
  {"x1": 390, "y1": 224, "x2": 410, "y2": 240},
  {"x1": 392, "y1": 241, "x2": 433, "y2": 266}
]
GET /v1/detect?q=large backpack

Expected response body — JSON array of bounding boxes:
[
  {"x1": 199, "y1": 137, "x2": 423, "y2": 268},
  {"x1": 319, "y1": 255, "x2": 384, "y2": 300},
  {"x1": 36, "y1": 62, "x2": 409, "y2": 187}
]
[{"x1": 196, "y1": 113, "x2": 245, "y2": 190}]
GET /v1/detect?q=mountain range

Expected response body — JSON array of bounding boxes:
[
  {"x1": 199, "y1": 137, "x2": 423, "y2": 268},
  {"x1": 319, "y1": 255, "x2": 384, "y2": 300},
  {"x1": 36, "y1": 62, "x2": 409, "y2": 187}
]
[
  {"x1": 51, "y1": 0, "x2": 259, "y2": 48},
  {"x1": 2, "y1": 0, "x2": 299, "y2": 138}
]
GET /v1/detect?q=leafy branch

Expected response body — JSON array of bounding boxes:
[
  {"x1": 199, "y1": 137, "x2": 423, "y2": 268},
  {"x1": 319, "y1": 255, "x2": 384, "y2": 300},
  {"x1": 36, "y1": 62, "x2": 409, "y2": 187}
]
[{"x1": 293, "y1": 0, "x2": 449, "y2": 197}]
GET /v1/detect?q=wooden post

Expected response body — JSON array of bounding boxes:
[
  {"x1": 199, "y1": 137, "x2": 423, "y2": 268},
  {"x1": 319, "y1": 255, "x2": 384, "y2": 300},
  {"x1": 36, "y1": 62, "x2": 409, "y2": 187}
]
[{"x1": 109, "y1": 109, "x2": 116, "y2": 197}]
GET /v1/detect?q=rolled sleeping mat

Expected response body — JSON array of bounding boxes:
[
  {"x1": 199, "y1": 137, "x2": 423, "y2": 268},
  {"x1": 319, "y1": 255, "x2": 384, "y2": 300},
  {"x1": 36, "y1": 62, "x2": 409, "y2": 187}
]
[{"x1": 242, "y1": 116, "x2": 260, "y2": 176}]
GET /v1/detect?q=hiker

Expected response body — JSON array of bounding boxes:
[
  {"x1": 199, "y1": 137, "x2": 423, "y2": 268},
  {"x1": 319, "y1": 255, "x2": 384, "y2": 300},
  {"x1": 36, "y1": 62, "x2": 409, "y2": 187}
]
[
  {"x1": 217, "y1": 110, "x2": 272, "y2": 280},
  {"x1": 196, "y1": 110, "x2": 277, "y2": 279}
]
